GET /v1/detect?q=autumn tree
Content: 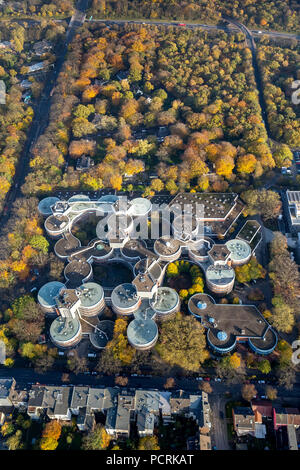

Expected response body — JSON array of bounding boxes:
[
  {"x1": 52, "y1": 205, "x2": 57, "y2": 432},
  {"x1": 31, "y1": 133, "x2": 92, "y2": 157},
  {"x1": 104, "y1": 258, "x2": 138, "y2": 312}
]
[
  {"x1": 242, "y1": 189, "x2": 282, "y2": 221},
  {"x1": 156, "y1": 313, "x2": 208, "y2": 372},
  {"x1": 40, "y1": 420, "x2": 62, "y2": 451},
  {"x1": 82, "y1": 424, "x2": 111, "y2": 450},
  {"x1": 241, "y1": 384, "x2": 257, "y2": 402},
  {"x1": 138, "y1": 436, "x2": 160, "y2": 451}
]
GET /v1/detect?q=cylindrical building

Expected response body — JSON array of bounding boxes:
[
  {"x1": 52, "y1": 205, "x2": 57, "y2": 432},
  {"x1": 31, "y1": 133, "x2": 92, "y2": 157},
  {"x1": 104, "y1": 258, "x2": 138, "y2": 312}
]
[
  {"x1": 50, "y1": 316, "x2": 82, "y2": 349},
  {"x1": 44, "y1": 214, "x2": 70, "y2": 238},
  {"x1": 64, "y1": 260, "x2": 93, "y2": 287},
  {"x1": 54, "y1": 233, "x2": 81, "y2": 259},
  {"x1": 129, "y1": 197, "x2": 152, "y2": 217},
  {"x1": 225, "y1": 239, "x2": 252, "y2": 266},
  {"x1": 111, "y1": 283, "x2": 141, "y2": 316},
  {"x1": 89, "y1": 320, "x2": 114, "y2": 350},
  {"x1": 38, "y1": 197, "x2": 60, "y2": 217},
  {"x1": 77, "y1": 282, "x2": 105, "y2": 317},
  {"x1": 127, "y1": 318, "x2": 158, "y2": 350},
  {"x1": 150, "y1": 287, "x2": 180, "y2": 321},
  {"x1": 37, "y1": 281, "x2": 65, "y2": 314},
  {"x1": 121, "y1": 239, "x2": 147, "y2": 263},
  {"x1": 205, "y1": 264, "x2": 235, "y2": 295},
  {"x1": 154, "y1": 237, "x2": 181, "y2": 262}
]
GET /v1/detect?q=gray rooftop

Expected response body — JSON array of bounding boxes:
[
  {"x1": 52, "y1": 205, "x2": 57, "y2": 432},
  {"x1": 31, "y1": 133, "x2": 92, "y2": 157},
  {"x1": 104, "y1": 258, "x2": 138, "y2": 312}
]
[
  {"x1": 38, "y1": 281, "x2": 65, "y2": 308},
  {"x1": 111, "y1": 283, "x2": 140, "y2": 309},
  {"x1": 78, "y1": 282, "x2": 104, "y2": 307},
  {"x1": 50, "y1": 317, "x2": 81, "y2": 343},
  {"x1": 127, "y1": 318, "x2": 158, "y2": 347}
]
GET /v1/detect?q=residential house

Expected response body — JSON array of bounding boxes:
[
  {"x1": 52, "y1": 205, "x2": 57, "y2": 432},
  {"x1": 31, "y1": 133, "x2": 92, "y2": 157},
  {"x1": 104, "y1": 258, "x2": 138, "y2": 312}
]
[
  {"x1": 232, "y1": 407, "x2": 255, "y2": 437},
  {"x1": 0, "y1": 378, "x2": 16, "y2": 408},
  {"x1": 273, "y1": 407, "x2": 300, "y2": 430}
]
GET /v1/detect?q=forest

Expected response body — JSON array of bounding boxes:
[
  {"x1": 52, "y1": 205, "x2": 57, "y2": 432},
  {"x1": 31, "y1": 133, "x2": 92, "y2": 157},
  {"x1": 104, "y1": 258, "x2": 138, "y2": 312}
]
[
  {"x1": 22, "y1": 22, "x2": 283, "y2": 199},
  {"x1": 257, "y1": 37, "x2": 300, "y2": 147},
  {"x1": 90, "y1": 0, "x2": 300, "y2": 33},
  {"x1": 0, "y1": 0, "x2": 75, "y2": 18}
]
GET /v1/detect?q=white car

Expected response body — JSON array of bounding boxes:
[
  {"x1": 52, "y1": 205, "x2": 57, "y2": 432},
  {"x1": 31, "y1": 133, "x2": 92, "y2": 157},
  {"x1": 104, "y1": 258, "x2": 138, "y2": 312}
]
[{"x1": 258, "y1": 30, "x2": 262, "y2": 34}]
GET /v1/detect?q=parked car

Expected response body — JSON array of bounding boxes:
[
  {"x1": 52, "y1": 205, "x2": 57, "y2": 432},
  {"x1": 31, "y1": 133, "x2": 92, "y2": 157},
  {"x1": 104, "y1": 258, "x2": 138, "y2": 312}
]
[{"x1": 219, "y1": 411, "x2": 224, "y2": 419}]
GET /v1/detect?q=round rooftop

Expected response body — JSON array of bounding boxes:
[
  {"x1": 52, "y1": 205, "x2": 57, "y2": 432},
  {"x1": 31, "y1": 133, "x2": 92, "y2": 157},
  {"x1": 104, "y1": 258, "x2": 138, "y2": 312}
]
[
  {"x1": 68, "y1": 194, "x2": 90, "y2": 203},
  {"x1": 38, "y1": 197, "x2": 60, "y2": 216},
  {"x1": 64, "y1": 260, "x2": 92, "y2": 285},
  {"x1": 50, "y1": 316, "x2": 81, "y2": 343},
  {"x1": 97, "y1": 194, "x2": 119, "y2": 213},
  {"x1": 129, "y1": 197, "x2": 152, "y2": 216},
  {"x1": 111, "y1": 283, "x2": 140, "y2": 309},
  {"x1": 121, "y1": 239, "x2": 147, "y2": 259},
  {"x1": 127, "y1": 318, "x2": 158, "y2": 348},
  {"x1": 38, "y1": 281, "x2": 65, "y2": 308},
  {"x1": 77, "y1": 282, "x2": 104, "y2": 307},
  {"x1": 45, "y1": 214, "x2": 69, "y2": 233},
  {"x1": 154, "y1": 237, "x2": 181, "y2": 257},
  {"x1": 206, "y1": 264, "x2": 235, "y2": 285},
  {"x1": 225, "y1": 239, "x2": 251, "y2": 262},
  {"x1": 90, "y1": 320, "x2": 114, "y2": 349},
  {"x1": 150, "y1": 287, "x2": 179, "y2": 313}
]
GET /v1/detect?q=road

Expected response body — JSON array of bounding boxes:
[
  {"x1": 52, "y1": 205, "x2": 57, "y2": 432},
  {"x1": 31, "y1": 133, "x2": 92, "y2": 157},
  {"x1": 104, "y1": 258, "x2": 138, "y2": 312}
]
[
  {"x1": 88, "y1": 18, "x2": 300, "y2": 41},
  {"x1": 1, "y1": 366, "x2": 299, "y2": 449}
]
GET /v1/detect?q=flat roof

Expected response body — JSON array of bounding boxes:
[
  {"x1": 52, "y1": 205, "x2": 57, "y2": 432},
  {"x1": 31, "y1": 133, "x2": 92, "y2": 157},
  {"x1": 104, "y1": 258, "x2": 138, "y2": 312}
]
[
  {"x1": 169, "y1": 193, "x2": 238, "y2": 220},
  {"x1": 127, "y1": 318, "x2": 158, "y2": 347},
  {"x1": 111, "y1": 283, "x2": 140, "y2": 309},
  {"x1": 50, "y1": 317, "x2": 81, "y2": 343},
  {"x1": 206, "y1": 264, "x2": 235, "y2": 284},
  {"x1": 38, "y1": 281, "x2": 65, "y2": 308},
  {"x1": 78, "y1": 282, "x2": 104, "y2": 307},
  {"x1": 188, "y1": 294, "x2": 276, "y2": 350},
  {"x1": 150, "y1": 287, "x2": 179, "y2": 313},
  {"x1": 154, "y1": 237, "x2": 181, "y2": 256},
  {"x1": 90, "y1": 320, "x2": 114, "y2": 349},
  {"x1": 69, "y1": 194, "x2": 90, "y2": 203},
  {"x1": 134, "y1": 258, "x2": 161, "y2": 280},
  {"x1": 38, "y1": 196, "x2": 59, "y2": 216},
  {"x1": 45, "y1": 214, "x2": 69, "y2": 232},
  {"x1": 226, "y1": 239, "x2": 251, "y2": 262},
  {"x1": 129, "y1": 197, "x2": 152, "y2": 216},
  {"x1": 237, "y1": 220, "x2": 261, "y2": 243},
  {"x1": 64, "y1": 260, "x2": 91, "y2": 286},
  {"x1": 121, "y1": 239, "x2": 147, "y2": 259}
]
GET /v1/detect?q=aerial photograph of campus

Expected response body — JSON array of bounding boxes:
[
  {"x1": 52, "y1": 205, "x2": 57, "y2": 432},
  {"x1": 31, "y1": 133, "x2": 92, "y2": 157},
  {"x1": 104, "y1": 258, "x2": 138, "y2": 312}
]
[{"x1": 0, "y1": 0, "x2": 299, "y2": 457}]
